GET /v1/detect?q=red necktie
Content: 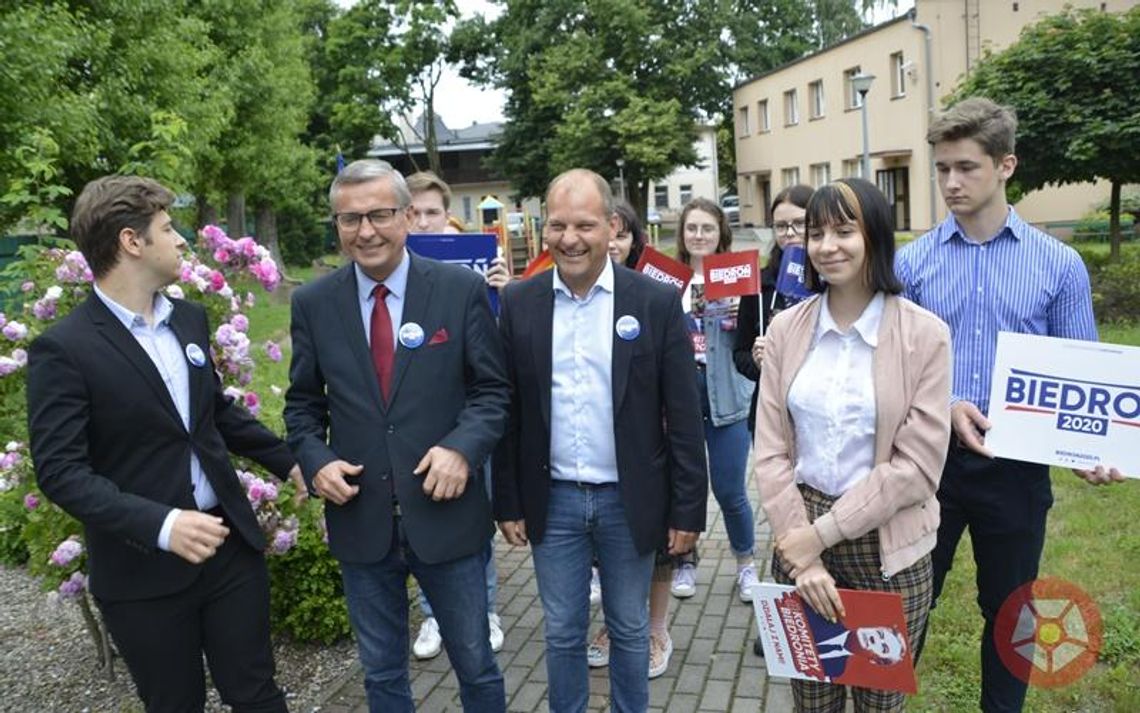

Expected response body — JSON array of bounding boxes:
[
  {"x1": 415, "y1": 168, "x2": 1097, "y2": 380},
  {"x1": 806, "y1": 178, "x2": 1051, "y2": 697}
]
[{"x1": 370, "y1": 284, "x2": 394, "y2": 401}]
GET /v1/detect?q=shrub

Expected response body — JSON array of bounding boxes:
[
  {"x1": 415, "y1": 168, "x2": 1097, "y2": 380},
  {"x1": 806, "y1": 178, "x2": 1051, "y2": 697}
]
[{"x1": 1073, "y1": 210, "x2": 1136, "y2": 242}]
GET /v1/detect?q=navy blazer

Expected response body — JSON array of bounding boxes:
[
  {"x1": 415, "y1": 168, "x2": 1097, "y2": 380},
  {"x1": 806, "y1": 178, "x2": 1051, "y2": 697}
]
[
  {"x1": 284, "y1": 253, "x2": 509, "y2": 564},
  {"x1": 27, "y1": 295, "x2": 295, "y2": 602},
  {"x1": 493, "y1": 264, "x2": 708, "y2": 555}
]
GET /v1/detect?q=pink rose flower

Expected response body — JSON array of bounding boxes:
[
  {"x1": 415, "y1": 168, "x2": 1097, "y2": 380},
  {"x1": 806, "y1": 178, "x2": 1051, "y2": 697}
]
[
  {"x1": 58, "y1": 572, "x2": 87, "y2": 600},
  {"x1": 3, "y1": 321, "x2": 28, "y2": 341},
  {"x1": 49, "y1": 538, "x2": 83, "y2": 567},
  {"x1": 230, "y1": 314, "x2": 249, "y2": 332},
  {"x1": 23, "y1": 493, "x2": 38, "y2": 510},
  {"x1": 264, "y1": 341, "x2": 283, "y2": 362}
]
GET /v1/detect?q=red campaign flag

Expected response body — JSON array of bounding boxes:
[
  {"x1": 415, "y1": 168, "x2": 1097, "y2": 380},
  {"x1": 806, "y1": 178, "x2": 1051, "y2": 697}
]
[
  {"x1": 703, "y1": 249, "x2": 761, "y2": 301},
  {"x1": 633, "y1": 246, "x2": 694, "y2": 294},
  {"x1": 521, "y1": 249, "x2": 555, "y2": 279}
]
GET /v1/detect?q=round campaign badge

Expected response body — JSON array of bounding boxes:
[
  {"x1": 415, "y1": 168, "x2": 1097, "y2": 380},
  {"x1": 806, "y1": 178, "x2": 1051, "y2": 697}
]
[
  {"x1": 993, "y1": 577, "x2": 1103, "y2": 689},
  {"x1": 184, "y1": 343, "x2": 207, "y2": 368},
  {"x1": 398, "y1": 322, "x2": 425, "y2": 349},
  {"x1": 615, "y1": 315, "x2": 641, "y2": 341}
]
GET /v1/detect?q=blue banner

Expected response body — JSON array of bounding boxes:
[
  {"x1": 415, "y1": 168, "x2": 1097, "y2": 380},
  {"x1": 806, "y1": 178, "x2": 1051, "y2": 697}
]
[
  {"x1": 406, "y1": 233, "x2": 500, "y2": 314},
  {"x1": 774, "y1": 244, "x2": 814, "y2": 304}
]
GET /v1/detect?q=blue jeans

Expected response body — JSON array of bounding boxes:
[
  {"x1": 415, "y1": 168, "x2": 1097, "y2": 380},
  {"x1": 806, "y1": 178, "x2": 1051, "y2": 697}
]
[
  {"x1": 420, "y1": 461, "x2": 498, "y2": 618},
  {"x1": 340, "y1": 519, "x2": 505, "y2": 713},
  {"x1": 532, "y1": 481, "x2": 654, "y2": 713},
  {"x1": 700, "y1": 369, "x2": 755, "y2": 558}
]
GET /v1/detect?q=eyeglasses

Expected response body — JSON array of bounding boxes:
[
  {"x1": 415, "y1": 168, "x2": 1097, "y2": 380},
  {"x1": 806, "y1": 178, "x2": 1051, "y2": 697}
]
[
  {"x1": 773, "y1": 219, "x2": 806, "y2": 235},
  {"x1": 334, "y1": 208, "x2": 402, "y2": 231}
]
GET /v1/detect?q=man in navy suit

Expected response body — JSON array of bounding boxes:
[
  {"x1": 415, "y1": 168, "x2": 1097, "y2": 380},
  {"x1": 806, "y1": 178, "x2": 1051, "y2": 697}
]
[
  {"x1": 494, "y1": 169, "x2": 707, "y2": 712},
  {"x1": 284, "y1": 160, "x2": 509, "y2": 712},
  {"x1": 27, "y1": 175, "x2": 300, "y2": 712},
  {"x1": 803, "y1": 605, "x2": 908, "y2": 680}
]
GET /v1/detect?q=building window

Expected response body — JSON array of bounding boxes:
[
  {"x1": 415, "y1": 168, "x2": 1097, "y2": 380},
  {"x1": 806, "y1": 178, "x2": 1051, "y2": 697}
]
[
  {"x1": 844, "y1": 66, "x2": 863, "y2": 109},
  {"x1": 680, "y1": 184, "x2": 693, "y2": 206},
  {"x1": 757, "y1": 99, "x2": 770, "y2": 132},
  {"x1": 810, "y1": 162, "x2": 831, "y2": 187},
  {"x1": 809, "y1": 80, "x2": 825, "y2": 119},
  {"x1": 780, "y1": 167, "x2": 800, "y2": 188},
  {"x1": 783, "y1": 89, "x2": 799, "y2": 126},
  {"x1": 737, "y1": 106, "x2": 751, "y2": 136},
  {"x1": 462, "y1": 196, "x2": 473, "y2": 222},
  {"x1": 842, "y1": 159, "x2": 862, "y2": 179},
  {"x1": 654, "y1": 184, "x2": 669, "y2": 209},
  {"x1": 891, "y1": 52, "x2": 907, "y2": 97}
]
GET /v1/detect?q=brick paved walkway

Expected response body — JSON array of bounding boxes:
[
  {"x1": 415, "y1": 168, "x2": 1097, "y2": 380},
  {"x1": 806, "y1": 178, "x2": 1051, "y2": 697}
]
[{"x1": 315, "y1": 476, "x2": 800, "y2": 712}]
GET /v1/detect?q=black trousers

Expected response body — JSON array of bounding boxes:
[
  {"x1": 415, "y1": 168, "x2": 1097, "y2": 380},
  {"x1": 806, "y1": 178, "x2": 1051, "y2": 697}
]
[
  {"x1": 921, "y1": 439, "x2": 1052, "y2": 713},
  {"x1": 96, "y1": 533, "x2": 286, "y2": 713}
]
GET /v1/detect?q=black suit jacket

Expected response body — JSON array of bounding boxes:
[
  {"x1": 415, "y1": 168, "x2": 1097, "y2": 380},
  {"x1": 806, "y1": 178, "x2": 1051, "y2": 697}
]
[
  {"x1": 284, "y1": 254, "x2": 509, "y2": 564},
  {"x1": 26, "y1": 295, "x2": 295, "y2": 602},
  {"x1": 493, "y1": 265, "x2": 708, "y2": 555}
]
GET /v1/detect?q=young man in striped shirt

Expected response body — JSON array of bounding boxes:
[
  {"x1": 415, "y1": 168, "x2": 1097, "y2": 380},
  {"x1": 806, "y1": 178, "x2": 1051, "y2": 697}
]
[{"x1": 895, "y1": 97, "x2": 1123, "y2": 712}]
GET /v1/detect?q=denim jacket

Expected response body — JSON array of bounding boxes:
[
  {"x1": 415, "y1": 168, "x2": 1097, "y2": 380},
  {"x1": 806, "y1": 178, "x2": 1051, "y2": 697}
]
[{"x1": 699, "y1": 304, "x2": 754, "y2": 427}]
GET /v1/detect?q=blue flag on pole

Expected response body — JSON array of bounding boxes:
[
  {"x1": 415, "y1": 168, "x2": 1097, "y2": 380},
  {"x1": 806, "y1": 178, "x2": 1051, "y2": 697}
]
[
  {"x1": 774, "y1": 244, "x2": 814, "y2": 304},
  {"x1": 335, "y1": 146, "x2": 345, "y2": 174}
]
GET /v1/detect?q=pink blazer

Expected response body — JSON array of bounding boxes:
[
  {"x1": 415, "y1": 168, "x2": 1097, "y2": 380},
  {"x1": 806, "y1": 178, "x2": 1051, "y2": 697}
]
[{"x1": 754, "y1": 293, "x2": 952, "y2": 577}]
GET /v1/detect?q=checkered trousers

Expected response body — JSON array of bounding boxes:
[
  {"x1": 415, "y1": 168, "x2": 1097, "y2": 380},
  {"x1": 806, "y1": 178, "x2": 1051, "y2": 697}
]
[{"x1": 771, "y1": 484, "x2": 933, "y2": 713}]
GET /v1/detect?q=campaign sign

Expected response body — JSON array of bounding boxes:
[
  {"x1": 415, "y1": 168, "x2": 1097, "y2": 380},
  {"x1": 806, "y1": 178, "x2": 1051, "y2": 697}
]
[
  {"x1": 633, "y1": 246, "x2": 694, "y2": 294},
  {"x1": 986, "y1": 332, "x2": 1140, "y2": 476},
  {"x1": 775, "y1": 244, "x2": 814, "y2": 303},
  {"x1": 406, "y1": 233, "x2": 499, "y2": 314},
  {"x1": 703, "y1": 249, "x2": 760, "y2": 301},
  {"x1": 753, "y1": 583, "x2": 917, "y2": 694}
]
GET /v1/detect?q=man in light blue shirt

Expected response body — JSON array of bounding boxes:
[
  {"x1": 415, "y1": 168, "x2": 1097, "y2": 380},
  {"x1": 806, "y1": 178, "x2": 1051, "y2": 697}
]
[
  {"x1": 494, "y1": 169, "x2": 707, "y2": 712},
  {"x1": 896, "y1": 97, "x2": 1122, "y2": 712}
]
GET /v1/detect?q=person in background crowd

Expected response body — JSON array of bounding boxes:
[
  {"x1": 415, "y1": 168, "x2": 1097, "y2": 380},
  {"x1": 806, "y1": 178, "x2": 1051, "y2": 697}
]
[
  {"x1": 755, "y1": 178, "x2": 951, "y2": 712},
  {"x1": 896, "y1": 97, "x2": 1122, "y2": 713},
  {"x1": 734, "y1": 184, "x2": 814, "y2": 432},
  {"x1": 405, "y1": 170, "x2": 506, "y2": 660},
  {"x1": 672, "y1": 198, "x2": 759, "y2": 603},
  {"x1": 494, "y1": 169, "x2": 707, "y2": 712}
]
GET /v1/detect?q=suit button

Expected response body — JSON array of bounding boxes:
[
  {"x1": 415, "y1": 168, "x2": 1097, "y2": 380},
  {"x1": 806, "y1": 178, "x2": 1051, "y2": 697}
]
[
  {"x1": 541, "y1": 464, "x2": 549, "y2": 471},
  {"x1": 379, "y1": 472, "x2": 390, "y2": 481},
  {"x1": 387, "y1": 425, "x2": 395, "y2": 434}
]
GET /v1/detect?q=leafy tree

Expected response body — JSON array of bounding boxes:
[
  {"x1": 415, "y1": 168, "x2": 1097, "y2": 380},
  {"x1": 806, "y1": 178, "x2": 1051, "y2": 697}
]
[{"x1": 953, "y1": 6, "x2": 1140, "y2": 261}]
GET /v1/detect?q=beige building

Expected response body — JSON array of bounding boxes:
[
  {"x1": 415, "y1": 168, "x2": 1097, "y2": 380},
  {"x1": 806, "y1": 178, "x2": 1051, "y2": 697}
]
[{"x1": 732, "y1": 0, "x2": 1134, "y2": 233}]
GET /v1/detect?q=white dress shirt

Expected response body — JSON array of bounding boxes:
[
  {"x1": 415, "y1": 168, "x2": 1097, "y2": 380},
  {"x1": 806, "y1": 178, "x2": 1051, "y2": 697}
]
[
  {"x1": 355, "y1": 250, "x2": 410, "y2": 348},
  {"x1": 549, "y1": 259, "x2": 619, "y2": 484},
  {"x1": 93, "y1": 285, "x2": 215, "y2": 551},
  {"x1": 788, "y1": 292, "x2": 884, "y2": 497}
]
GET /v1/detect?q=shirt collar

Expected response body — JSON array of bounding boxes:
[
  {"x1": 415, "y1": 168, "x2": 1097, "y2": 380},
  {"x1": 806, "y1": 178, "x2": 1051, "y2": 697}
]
[
  {"x1": 93, "y1": 283, "x2": 174, "y2": 329},
  {"x1": 942, "y1": 206, "x2": 1023, "y2": 245},
  {"x1": 355, "y1": 249, "x2": 410, "y2": 303},
  {"x1": 815, "y1": 291, "x2": 885, "y2": 348},
  {"x1": 552, "y1": 256, "x2": 614, "y2": 301}
]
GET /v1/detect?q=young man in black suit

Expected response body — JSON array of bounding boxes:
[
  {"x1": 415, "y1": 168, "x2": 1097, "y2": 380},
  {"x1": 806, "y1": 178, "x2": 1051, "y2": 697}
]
[
  {"x1": 494, "y1": 169, "x2": 707, "y2": 712},
  {"x1": 27, "y1": 175, "x2": 301, "y2": 712},
  {"x1": 284, "y1": 160, "x2": 510, "y2": 712}
]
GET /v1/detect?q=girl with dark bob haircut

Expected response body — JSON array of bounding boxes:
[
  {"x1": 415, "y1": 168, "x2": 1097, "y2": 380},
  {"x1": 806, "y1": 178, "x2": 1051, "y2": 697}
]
[{"x1": 803, "y1": 178, "x2": 903, "y2": 295}]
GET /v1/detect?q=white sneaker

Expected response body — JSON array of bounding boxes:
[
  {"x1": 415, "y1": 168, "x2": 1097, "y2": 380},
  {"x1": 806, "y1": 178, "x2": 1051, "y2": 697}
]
[
  {"x1": 589, "y1": 567, "x2": 602, "y2": 607},
  {"x1": 413, "y1": 617, "x2": 442, "y2": 659},
  {"x1": 648, "y1": 632, "x2": 673, "y2": 679},
  {"x1": 737, "y1": 564, "x2": 759, "y2": 603},
  {"x1": 488, "y1": 613, "x2": 504, "y2": 653},
  {"x1": 586, "y1": 627, "x2": 610, "y2": 668},
  {"x1": 671, "y1": 563, "x2": 697, "y2": 598}
]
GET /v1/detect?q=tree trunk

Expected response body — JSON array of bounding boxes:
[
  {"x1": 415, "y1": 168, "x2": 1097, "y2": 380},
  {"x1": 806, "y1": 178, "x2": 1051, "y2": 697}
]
[
  {"x1": 78, "y1": 593, "x2": 114, "y2": 680},
  {"x1": 254, "y1": 204, "x2": 300, "y2": 286},
  {"x1": 197, "y1": 199, "x2": 218, "y2": 230},
  {"x1": 1109, "y1": 180, "x2": 1122, "y2": 262},
  {"x1": 227, "y1": 192, "x2": 246, "y2": 238}
]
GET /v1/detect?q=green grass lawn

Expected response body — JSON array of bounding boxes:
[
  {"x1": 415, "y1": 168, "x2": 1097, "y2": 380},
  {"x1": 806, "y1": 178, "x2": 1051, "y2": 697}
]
[{"x1": 912, "y1": 321, "x2": 1140, "y2": 712}]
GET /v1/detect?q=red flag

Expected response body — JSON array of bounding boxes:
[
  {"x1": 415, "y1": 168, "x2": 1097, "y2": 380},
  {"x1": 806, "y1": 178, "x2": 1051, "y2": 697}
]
[
  {"x1": 521, "y1": 249, "x2": 555, "y2": 278},
  {"x1": 703, "y1": 250, "x2": 760, "y2": 300},
  {"x1": 633, "y1": 246, "x2": 694, "y2": 294}
]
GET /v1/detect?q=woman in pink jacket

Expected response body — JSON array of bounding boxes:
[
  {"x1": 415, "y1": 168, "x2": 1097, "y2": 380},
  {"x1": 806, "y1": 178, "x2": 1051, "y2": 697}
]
[{"x1": 754, "y1": 178, "x2": 951, "y2": 712}]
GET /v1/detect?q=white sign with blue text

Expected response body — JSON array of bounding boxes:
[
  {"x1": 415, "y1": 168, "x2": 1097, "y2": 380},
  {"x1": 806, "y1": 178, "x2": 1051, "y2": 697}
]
[{"x1": 986, "y1": 332, "x2": 1139, "y2": 477}]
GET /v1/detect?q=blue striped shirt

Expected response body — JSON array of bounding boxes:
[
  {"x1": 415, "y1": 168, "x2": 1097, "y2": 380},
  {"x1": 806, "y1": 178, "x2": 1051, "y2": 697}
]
[{"x1": 895, "y1": 208, "x2": 1097, "y2": 415}]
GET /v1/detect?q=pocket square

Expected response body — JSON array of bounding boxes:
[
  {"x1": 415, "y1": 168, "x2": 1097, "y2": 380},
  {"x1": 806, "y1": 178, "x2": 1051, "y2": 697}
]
[{"x1": 428, "y1": 328, "x2": 449, "y2": 346}]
